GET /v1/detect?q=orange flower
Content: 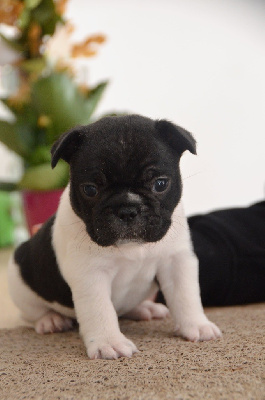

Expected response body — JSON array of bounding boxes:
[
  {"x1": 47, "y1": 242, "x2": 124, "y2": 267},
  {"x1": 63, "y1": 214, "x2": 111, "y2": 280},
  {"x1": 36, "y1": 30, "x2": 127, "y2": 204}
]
[
  {"x1": 78, "y1": 84, "x2": 90, "y2": 96},
  {"x1": 71, "y1": 34, "x2": 106, "y2": 58},
  {"x1": 37, "y1": 115, "x2": 51, "y2": 128},
  {"x1": 55, "y1": 0, "x2": 68, "y2": 16},
  {"x1": 0, "y1": 0, "x2": 23, "y2": 26},
  {"x1": 54, "y1": 59, "x2": 75, "y2": 77}
]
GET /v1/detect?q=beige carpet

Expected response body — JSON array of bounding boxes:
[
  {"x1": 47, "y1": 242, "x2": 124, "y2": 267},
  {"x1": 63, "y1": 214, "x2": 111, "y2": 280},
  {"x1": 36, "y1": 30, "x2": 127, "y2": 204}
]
[{"x1": 0, "y1": 249, "x2": 265, "y2": 399}]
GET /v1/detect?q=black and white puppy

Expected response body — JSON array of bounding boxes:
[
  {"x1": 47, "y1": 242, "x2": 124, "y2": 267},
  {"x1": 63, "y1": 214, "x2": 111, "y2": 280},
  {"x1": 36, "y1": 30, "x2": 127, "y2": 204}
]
[{"x1": 8, "y1": 115, "x2": 221, "y2": 359}]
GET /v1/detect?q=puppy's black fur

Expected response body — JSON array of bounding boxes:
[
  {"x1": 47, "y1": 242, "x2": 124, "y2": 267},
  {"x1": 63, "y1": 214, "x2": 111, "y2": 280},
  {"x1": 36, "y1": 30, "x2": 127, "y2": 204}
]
[{"x1": 14, "y1": 216, "x2": 73, "y2": 307}]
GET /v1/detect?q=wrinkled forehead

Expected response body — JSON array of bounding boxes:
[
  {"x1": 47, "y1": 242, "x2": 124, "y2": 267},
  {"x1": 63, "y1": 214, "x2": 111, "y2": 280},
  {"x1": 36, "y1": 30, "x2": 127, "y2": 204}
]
[{"x1": 71, "y1": 122, "x2": 173, "y2": 183}]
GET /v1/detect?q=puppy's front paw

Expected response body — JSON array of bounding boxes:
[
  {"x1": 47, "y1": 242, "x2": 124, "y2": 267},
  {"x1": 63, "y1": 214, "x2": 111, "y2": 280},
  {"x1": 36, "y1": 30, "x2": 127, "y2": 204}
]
[
  {"x1": 175, "y1": 319, "x2": 222, "y2": 342},
  {"x1": 86, "y1": 333, "x2": 138, "y2": 360}
]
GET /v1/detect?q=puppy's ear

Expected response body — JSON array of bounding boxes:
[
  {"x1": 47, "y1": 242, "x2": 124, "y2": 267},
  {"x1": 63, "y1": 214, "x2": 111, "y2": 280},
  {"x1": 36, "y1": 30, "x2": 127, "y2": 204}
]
[
  {"x1": 155, "y1": 120, "x2": 196, "y2": 156},
  {"x1": 51, "y1": 126, "x2": 85, "y2": 168}
]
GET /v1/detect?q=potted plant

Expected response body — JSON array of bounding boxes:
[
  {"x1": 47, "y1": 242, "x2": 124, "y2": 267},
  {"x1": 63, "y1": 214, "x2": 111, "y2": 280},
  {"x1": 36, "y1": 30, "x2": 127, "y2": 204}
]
[{"x1": 0, "y1": 0, "x2": 107, "y2": 234}]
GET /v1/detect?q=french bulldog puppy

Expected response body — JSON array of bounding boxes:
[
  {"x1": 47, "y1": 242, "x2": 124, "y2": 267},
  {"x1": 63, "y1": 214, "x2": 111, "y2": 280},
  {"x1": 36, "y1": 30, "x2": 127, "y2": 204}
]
[{"x1": 8, "y1": 115, "x2": 221, "y2": 359}]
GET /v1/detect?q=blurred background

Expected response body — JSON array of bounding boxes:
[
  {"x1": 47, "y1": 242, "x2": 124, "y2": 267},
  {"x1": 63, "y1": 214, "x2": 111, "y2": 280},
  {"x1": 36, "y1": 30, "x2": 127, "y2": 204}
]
[{"x1": 0, "y1": 0, "x2": 264, "y2": 246}]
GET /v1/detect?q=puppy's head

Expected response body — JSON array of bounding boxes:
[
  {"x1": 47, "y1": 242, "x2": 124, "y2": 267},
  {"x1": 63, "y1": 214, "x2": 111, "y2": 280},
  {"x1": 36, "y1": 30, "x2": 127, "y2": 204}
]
[{"x1": 51, "y1": 115, "x2": 196, "y2": 246}]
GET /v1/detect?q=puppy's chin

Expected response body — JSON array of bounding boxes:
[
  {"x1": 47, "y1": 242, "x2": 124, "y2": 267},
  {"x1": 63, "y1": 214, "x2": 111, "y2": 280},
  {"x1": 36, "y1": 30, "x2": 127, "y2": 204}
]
[
  {"x1": 86, "y1": 218, "x2": 172, "y2": 247},
  {"x1": 115, "y1": 239, "x2": 143, "y2": 246}
]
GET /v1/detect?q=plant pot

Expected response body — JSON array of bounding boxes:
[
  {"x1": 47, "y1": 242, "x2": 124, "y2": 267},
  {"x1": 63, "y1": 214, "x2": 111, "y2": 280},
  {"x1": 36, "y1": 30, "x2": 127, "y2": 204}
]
[{"x1": 22, "y1": 189, "x2": 64, "y2": 236}]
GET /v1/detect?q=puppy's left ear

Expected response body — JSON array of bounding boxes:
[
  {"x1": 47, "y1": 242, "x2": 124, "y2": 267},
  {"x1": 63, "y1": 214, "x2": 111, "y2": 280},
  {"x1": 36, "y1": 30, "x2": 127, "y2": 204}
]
[
  {"x1": 51, "y1": 126, "x2": 86, "y2": 168},
  {"x1": 155, "y1": 120, "x2": 196, "y2": 156}
]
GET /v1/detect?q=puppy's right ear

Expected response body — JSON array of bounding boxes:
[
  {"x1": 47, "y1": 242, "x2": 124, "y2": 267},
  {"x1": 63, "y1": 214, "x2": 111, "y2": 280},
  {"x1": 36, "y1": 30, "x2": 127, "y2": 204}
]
[{"x1": 51, "y1": 126, "x2": 85, "y2": 168}]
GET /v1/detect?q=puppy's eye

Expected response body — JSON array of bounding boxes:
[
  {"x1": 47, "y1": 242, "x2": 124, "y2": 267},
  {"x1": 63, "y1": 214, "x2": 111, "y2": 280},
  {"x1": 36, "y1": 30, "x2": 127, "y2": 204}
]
[
  {"x1": 152, "y1": 178, "x2": 169, "y2": 193},
  {"x1": 83, "y1": 184, "x2": 98, "y2": 198}
]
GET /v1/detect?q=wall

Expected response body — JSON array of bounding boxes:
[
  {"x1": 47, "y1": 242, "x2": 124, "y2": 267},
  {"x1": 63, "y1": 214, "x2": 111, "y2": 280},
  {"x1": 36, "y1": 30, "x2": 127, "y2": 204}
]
[{"x1": 1, "y1": 0, "x2": 265, "y2": 214}]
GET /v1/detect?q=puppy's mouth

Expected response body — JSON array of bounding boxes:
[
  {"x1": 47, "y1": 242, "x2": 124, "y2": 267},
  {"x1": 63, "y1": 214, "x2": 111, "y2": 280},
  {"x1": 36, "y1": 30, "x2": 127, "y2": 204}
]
[{"x1": 87, "y1": 206, "x2": 171, "y2": 247}]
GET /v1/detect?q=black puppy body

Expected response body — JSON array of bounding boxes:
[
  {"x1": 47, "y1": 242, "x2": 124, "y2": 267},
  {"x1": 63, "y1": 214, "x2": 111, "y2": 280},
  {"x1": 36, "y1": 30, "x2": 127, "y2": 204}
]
[{"x1": 14, "y1": 216, "x2": 73, "y2": 308}]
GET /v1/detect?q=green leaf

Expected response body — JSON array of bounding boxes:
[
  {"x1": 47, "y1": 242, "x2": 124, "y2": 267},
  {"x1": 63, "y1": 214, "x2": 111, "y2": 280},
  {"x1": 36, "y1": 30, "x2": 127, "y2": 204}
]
[
  {"x1": 17, "y1": 8, "x2": 31, "y2": 29},
  {"x1": 32, "y1": 72, "x2": 108, "y2": 142},
  {"x1": 84, "y1": 81, "x2": 109, "y2": 120},
  {"x1": 0, "y1": 33, "x2": 24, "y2": 52},
  {"x1": 0, "y1": 120, "x2": 28, "y2": 157},
  {"x1": 42, "y1": 15, "x2": 61, "y2": 35},
  {"x1": 20, "y1": 57, "x2": 47, "y2": 73},
  {"x1": 14, "y1": 105, "x2": 41, "y2": 153},
  {"x1": 0, "y1": 99, "x2": 44, "y2": 159},
  {"x1": 31, "y1": 0, "x2": 62, "y2": 35},
  {"x1": 28, "y1": 145, "x2": 51, "y2": 165},
  {"x1": 18, "y1": 161, "x2": 69, "y2": 191},
  {"x1": 0, "y1": 182, "x2": 18, "y2": 192},
  {"x1": 25, "y1": 0, "x2": 42, "y2": 9},
  {"x1": 0, "y1": 99, "x2": 16, "y2": 116}
]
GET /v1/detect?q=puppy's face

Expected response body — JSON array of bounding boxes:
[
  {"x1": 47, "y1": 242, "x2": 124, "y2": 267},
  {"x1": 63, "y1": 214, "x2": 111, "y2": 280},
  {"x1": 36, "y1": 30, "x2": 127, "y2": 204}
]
[{"x1": 51, "y1": 115, "x2": 196, "y2": 246}]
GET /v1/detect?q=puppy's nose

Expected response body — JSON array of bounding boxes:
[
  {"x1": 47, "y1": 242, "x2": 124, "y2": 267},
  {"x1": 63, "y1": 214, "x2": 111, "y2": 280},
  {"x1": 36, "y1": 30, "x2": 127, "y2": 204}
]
[{"x1": 117, "y1": 206, "x2": 138, "y2": 223}]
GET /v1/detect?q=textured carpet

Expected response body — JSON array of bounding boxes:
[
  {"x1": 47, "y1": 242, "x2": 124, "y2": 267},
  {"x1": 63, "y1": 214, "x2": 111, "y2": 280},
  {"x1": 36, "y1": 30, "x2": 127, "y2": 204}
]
[{"x1": 0, "y1": 304, "x2": 264, "y2": 400}]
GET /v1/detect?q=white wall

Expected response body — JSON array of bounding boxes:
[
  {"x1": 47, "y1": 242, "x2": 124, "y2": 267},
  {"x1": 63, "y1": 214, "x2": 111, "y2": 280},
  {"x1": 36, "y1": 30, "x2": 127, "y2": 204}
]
[{"x1": 1, "y1": 0, "x2": 265, "y2": 214}]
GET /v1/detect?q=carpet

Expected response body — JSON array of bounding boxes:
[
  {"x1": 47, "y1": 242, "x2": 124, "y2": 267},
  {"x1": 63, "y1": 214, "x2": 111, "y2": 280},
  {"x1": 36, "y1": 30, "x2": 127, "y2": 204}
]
[{"x1": 0, "y1": 304, "x2": 264, "y2": 400}]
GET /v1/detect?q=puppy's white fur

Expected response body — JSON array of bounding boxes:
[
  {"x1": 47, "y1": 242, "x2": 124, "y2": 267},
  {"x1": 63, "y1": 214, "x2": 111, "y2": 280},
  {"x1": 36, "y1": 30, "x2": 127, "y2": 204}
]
[{"x1": 8, "y1": 185, "x2": 221, "y2": 359}]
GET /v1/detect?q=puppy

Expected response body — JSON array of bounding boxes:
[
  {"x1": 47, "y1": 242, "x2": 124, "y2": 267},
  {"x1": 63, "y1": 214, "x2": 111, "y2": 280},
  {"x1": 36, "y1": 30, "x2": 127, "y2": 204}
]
[{"x1": 8, "y1": 115, "x2": 221, "y2": 359}]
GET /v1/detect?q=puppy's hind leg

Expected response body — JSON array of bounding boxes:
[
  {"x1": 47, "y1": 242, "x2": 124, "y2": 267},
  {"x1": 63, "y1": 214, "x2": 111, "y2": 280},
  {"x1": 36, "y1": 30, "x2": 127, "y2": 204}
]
[
  {"x1": 35, "y1": 311, "x2": 74, "y2": 334},
  {"x1": 8, "y1": 258, "x2": 74, "y2": 334},
  {"x1": 123, "y1": 300, "x2": 170, "y2": 321}
]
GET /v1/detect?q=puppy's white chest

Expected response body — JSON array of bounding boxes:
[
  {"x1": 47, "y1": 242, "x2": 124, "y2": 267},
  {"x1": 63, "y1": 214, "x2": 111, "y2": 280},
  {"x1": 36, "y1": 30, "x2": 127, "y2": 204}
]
[{"x1": 110, "y1": 245, "x2": 160, "y2": 316}]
